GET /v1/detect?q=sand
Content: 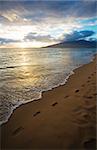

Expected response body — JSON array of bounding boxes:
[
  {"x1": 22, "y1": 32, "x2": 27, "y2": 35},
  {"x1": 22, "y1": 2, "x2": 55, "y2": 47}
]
[{"x1": 1, "y1": 55, "x2": 96, "y2": 150}]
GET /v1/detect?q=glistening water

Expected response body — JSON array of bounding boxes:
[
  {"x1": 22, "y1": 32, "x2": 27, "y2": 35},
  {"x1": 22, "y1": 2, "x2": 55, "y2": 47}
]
[{"x1": 0, "y1": 47, "x2": 96, "y2": 125}]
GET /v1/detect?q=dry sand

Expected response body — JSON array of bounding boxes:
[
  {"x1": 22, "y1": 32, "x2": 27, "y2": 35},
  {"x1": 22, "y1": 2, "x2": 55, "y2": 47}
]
[{"x1": 1, "y1": 55, "x2": 97, "y2": 150}]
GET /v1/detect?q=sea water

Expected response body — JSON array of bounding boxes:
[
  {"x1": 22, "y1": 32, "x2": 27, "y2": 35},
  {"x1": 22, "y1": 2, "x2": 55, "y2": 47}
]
[{"x1": 0, "y1": 48, "x2": 96, "y2": 125}]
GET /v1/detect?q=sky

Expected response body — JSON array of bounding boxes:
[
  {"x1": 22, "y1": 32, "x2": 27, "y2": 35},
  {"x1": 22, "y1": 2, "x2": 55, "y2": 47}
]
[{"x1": 0, "y1": 0, "x2": 97, "y2": 48}]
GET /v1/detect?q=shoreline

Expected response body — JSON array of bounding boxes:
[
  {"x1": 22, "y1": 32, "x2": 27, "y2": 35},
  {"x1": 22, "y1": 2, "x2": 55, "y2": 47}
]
[
  {"x1": 0, "y1": 54, "x2": 95, "y2": 126},
  {"x1": 1, "y1": 55, "x2": 96, "y2": 149}
]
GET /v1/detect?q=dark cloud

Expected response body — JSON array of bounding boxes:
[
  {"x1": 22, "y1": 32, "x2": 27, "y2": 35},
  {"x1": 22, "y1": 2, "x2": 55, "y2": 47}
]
[
  {"x1": 24, "y1": 32, "x2": 54, "y2": 42},
  {"x1": 24, "y1": 33, "x2": 38, "y2": 40},
  {"x1": 64, "y1": 30, "x2": 95, "y2": 41},
  {"x1": 0, "y1": 38, "x2": 19, "y2": 44},
  {"x1": 0, "y1": 0, "x2": 96, "y2": 23}
]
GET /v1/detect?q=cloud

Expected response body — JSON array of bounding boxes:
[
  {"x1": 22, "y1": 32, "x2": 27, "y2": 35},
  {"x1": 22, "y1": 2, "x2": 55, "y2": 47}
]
[
  {"x1": 0, "y1": 37, "x2": 19, "y2": 44},
  {"x1": 0, "y1": 1, "x2": 96, "y2": 25},
  {"x1": 64, "y1": 30, "x2": 95, "y2": 41},
  {"x1": 24, "y1": 32, "x2": 55, "y2": 43},
  {"x1": 0, "y1": 1, "x2": 96, "y2": 48}
]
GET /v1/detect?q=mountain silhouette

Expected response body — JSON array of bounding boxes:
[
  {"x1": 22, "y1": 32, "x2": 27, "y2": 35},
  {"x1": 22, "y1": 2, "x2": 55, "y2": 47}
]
[{"x1": 44, "y1": 40, "x2": 97, "y2": 48}]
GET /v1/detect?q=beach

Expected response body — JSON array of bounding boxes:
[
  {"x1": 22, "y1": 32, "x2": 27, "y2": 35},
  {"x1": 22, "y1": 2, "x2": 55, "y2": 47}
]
[{"x1": 1, "y1": 55, "x2": 96, "y2": 149}]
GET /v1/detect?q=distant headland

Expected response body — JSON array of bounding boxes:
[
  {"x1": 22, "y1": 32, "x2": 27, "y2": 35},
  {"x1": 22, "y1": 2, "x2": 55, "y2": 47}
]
[{"x1": 44, "y1": 40, "x2": 97, "y2": 48}]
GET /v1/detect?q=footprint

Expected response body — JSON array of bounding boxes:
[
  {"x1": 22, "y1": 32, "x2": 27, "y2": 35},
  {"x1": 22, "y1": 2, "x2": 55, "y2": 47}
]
[
  {"x1": 33, "y1": 111, "x2": 40, "y2": 117},
  {"x1": 75, "y1": 89, "x2": 79, "y2": 93},
  {"x1": 92, "y1": 82, "x2": 95, "y2": 85},
  {"x1": 12, "y1": 126, "x2": 24, "y2": 136},
  {"x1": 73, "y1": 112, "x2": 91, "y2": 127},
  {"x1": 52, "y1": 102, "x2": 58, "y2": 106},
  {"x1": 83, "y1": 138, "x2": 96, "y2": 150},
  {"x1": 93, "y1": 93, "x2": 97, "y2": 96},
  {"x1": 84, "y1": 96, "x2": 93, "y2": 99},
  {"x1": 91, "y1": 73, "x2": 94, "y2": 76},
  {"x1": 88, "y1": 77, "x2": 91, "y2": 79},
  {"x1": 81, "y1": 84, "x2": 85, "y2": 87},
  {"x1": 64, "y1": 95, "x2": 69, "y2": 98}
]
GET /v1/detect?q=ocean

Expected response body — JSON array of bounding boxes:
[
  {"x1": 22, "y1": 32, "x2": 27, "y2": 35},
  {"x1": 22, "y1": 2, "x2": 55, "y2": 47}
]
[{"x1": 0, "y1": 47, "x2": 96, "y2": 125}]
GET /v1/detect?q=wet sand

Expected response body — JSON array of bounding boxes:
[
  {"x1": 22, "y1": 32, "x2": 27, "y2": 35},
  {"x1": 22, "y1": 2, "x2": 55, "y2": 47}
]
[{"x1": 1, "y1": 55, "x2": 96, "y2": 150}]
